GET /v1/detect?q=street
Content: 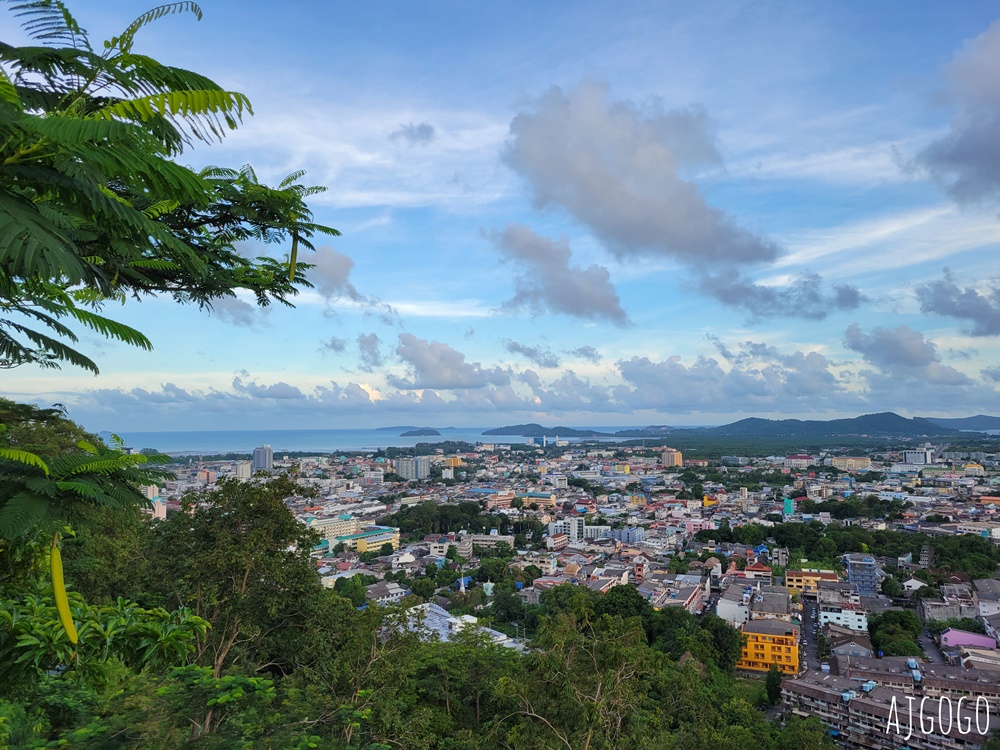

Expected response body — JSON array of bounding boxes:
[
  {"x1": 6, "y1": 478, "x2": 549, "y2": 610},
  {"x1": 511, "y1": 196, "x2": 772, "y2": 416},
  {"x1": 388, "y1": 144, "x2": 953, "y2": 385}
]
[
  {"x1": 800, "y1": 599, "x2": 821, "y2": 671},
  {"x1": 918, "y1": 631, "x2": 943, "y2": 664}
]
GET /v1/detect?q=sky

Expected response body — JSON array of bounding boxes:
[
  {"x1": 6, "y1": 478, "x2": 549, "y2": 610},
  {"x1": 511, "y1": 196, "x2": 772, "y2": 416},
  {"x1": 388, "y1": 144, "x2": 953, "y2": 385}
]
[{"x1": 6, "y1": 1, "x2": 1000, "y2": 432}]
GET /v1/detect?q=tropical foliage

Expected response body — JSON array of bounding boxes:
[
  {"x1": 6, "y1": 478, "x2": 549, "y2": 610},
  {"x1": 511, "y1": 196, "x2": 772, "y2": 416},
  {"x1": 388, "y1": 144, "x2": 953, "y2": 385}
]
[{"x1": 0, "y1": 0, "x2": 338, "y2": 373}]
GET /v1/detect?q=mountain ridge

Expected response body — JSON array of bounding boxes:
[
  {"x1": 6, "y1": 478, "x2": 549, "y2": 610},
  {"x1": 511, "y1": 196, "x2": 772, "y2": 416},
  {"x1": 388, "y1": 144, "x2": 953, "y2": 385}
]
[{"x1": 484, "y1": 412, "x2": 972, "y2": 440}]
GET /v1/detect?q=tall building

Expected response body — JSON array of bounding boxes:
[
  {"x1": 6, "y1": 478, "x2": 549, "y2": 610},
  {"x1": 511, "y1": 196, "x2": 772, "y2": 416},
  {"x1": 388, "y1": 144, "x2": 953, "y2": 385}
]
[
  {"x1": 396, "y1": 455, "x2": 430, "y2": 480},
  {"x1": 902, "y1": 447, "x2": 933, "y2": 465},
  {"x1": 252, "y1": 444, "x2": 273, "y2": 473},
  {"x1": 234, "y1": 461, "x2": 252, "y2": 480},
  {"x1": 842, "y1": 553, "x2": 879, "y2": 596},
  {"x1": 548, "y1": 517, "x2": 585, "y2": 542},
  {"x1": 661, "y1": 448, "x2": 683, "y2": 467}
]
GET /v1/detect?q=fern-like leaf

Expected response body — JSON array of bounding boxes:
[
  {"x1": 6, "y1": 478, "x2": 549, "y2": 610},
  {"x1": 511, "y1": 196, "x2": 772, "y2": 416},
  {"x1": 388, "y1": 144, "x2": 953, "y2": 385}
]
[{"x1": 0, "y1": 448, "x2": 50, "y2": 475}]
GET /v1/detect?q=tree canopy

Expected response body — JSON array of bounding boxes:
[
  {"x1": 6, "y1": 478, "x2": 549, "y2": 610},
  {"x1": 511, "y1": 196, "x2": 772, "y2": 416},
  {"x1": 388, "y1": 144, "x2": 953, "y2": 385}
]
[{"x1": 0, "y1": 0, "x2": 338, "y2": 373}]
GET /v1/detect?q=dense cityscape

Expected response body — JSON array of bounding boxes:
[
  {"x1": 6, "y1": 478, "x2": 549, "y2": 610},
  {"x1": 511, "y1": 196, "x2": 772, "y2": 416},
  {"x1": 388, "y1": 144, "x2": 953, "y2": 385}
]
[
  {"x1": 4, "y1": 1, "x2": 1000, "y2": 749},
  {"x1": 130, "y1": 425, "x2": 1000, "y2": 750}
]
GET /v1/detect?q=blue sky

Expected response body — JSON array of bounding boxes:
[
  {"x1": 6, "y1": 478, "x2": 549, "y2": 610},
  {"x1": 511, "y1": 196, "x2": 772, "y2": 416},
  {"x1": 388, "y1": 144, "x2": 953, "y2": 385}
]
[{"x1": 7, "y1": 1, "x2": 1000, "y2": 431}]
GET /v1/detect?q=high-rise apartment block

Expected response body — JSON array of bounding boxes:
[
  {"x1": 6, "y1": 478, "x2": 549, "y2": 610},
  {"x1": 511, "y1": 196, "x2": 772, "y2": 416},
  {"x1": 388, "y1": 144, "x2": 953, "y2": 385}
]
[
  {"x1": 548, "y1": 517, "x2": 585, "y2": 542},
  {"x1": 842, "y1": 553, "x2": 879, "y2": 596},
  {"x1": 252, "y1": 444, "x2": 273, "y2": 473},
  {"x1": 396, "y1": 455, "x2": 430, "y2": 481},
  {"x1": 661, "y1": 448, "x2": 683, "y2": 467}
]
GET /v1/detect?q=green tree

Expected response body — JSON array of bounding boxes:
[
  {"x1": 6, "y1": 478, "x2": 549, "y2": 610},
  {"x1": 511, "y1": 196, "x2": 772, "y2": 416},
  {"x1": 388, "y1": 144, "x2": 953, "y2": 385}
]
[
  {"x1": 881, "y1": 576, "x2": 904, "y2": 598},
  {"x1": 141, "y1": 477, "x2": 327, "y2": 677},
  {"x1": 0, "y1": 1, "x2": 338, "y2": 373},
  {"x1": 410, "y1": 577, "x2": 435, "y2": 600},
  {"x1": 765, "y1": 664, "x2": 783, "y2": 705},
  {"x1": 378, "y1": 542, "x2": 394, "y2": 556},
  {"x1": 491, "y1": 588, "x2": 524, "y2": 624}
]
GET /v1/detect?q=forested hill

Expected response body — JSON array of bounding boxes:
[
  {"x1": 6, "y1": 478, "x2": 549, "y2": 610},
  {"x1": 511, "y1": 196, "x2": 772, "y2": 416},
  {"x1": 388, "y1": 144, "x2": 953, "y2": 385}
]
[
  {"x1": 701, "y1": 412, "x2": 962, "y2": 438},
  {"x1": 922, "y1": 414, "x2": 1000, "y2": 431},
  {"x1": 485, "y1": 412, "x2": 967, "y2": 440}
]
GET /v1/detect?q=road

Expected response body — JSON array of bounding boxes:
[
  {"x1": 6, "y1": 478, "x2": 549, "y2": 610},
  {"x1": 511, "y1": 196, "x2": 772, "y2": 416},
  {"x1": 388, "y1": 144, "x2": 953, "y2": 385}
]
[
  {"x1": 918, "y1": 631, "x2": 944, "y2": 664},
  {"x1": 799, "y1": 599, "x2": 822, "y2": 671}
]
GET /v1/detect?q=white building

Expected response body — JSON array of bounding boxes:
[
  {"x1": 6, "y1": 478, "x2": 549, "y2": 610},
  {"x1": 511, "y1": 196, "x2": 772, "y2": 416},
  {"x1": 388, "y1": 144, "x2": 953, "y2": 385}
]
[
  {"x1": 396, "y1": 456, "x2": 431, "y2": 481},
  {"x1": 818, "y1": 604, "x2": 868, "y2": 631},
  {"x1": 252, "y1": 444, "x2": 273, "y2": 472},
  {"x1": 548, "y1": 517, "x2": 585, "y2": 542}
]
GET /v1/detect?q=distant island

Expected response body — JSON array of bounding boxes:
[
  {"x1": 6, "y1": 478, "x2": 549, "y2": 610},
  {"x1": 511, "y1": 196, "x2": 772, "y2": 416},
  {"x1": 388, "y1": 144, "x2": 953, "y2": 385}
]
[
  {"x1": 400, "y1": 428, "x2": 441, "y2": 437},
  {"x1": 485, "y1": 413, "x2": 977, "y2": 440}
]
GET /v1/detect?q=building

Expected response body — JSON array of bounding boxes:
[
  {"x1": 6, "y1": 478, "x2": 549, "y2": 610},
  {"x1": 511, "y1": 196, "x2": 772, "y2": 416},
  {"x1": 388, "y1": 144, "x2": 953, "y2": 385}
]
[
  {"x1": 233, "y1": 461, "x2": 252, "y2": 480},
  {"x1": 308, "y1": 514, "x2": 358, "y2": 543},
  {"x1": 974, "y1": 579, "x2": 1000, "y2": 617},
  {"x1": 831, "y1": 457, "x2": 872, "y2": 471},
  {"x1": 749, "y1": 590, "x2": 792, "y2": 622},
  {"x1": 661, "y1": 448, "x2": 683, "y2": 467},
  {"x1": 818, "y1": 603, "x2": 868, "y2": 631},
  {"x1": 365, "y1": 580, "x2": 410, "y2": 605},
  {"x1": 782, "y1": 672, "x2": 999, "y2": 750},
  {"x1": 939, "y1": 628, "x2": 997, "y2": 651},
  {"x1": 841, "y1": 553, "x2": 879, "y2": 596},
  {"x1": 783, "y1": 455, "x2": 814, "y2": 469},
  {"x1": 736, "y1": 620, "x2": 799, "y2": 674},
  {"x1": 785, "y1": 569, "x2": 840, "y2": 596},
  {"x1": 611, "y1": 526, "x2": 647, "y2": 544},
  {"x1": 252, "y1": 444, "x2": 273, "y2": 473},
  {"x1": 903, "y1": 447, "x2": 933, "y2": 465},
  {"x1": 395, "y1": 456, "x2": 431, "y2": 481},
  {"x1": 333, "y1": 526, "x2": 400, "y2": 553},
  {"x1": 549, "y1": 517, "x2": 585, "y2": 542},
  {"x1": 402, "y1": 602, "x2": 512, "y2": 646},
  {"x1": 463, "y1": 533, "x2": 515, "y2": 550}
]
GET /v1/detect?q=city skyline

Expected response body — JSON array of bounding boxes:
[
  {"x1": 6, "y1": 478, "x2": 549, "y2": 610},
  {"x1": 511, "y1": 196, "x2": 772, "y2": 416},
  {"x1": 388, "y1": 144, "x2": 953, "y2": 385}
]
[{"x1": 5, "y1": 1, "x2": 1000, "y2": 432}]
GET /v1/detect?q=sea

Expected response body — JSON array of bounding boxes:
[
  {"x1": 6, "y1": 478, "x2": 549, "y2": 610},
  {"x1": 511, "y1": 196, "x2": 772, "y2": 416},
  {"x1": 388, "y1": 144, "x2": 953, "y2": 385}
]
[{"x1": 101, "y1": 425, "x2": 677, "y2": 456}]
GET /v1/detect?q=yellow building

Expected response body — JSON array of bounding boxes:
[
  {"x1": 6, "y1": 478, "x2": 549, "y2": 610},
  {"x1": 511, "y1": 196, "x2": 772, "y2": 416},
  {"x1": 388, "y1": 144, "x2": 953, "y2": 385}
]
[
  {"x1": 784, "y1": 569, "x2": 839, "y2": 594},
  {"x1": 831, "y1": 457, "x2": 872, "y2": 471},
  {"x1": 445, "y1": 456, "x2": 463, "y2": 468},
  {"x1": 335, "y1": 526, "x2": 400, "y2": 553},
  {"x1": 737, "y1": 620, "x2": 799, "y2": 674},
  {"x1": 661, "y1": 449, "x2": 683, "y2": 467}
]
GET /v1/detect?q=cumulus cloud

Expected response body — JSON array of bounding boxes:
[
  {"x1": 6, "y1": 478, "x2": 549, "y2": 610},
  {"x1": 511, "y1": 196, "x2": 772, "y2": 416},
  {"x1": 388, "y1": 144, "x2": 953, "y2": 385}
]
[
  {"x1": 843, "y1": 323, "x2": 970, "y2": 385},
  {"x1": 208, "y1": 296, "x2": 268, "y2": 327},
  {"x1": 232, "y1": 376, "x2": 305, "y2": 399},
  {"x1": 389, "y1": 121, "x2": 436, "y2": 146},
  {"x1": 519, "y1": 369, "x2": 626, "y2": 413},
  {"x1": 612, "y1": 351, "x2": 857, "y2": 414},
  {"x1": 491, "y1": 224, "x2": 629, "y2": 325},
  {"x1": 915, "y1": 271, "x2": 1000, "y2": 336},
  {"x1": 310, "y1": 246, "x2": 397, "y2": 322},
  {"x1": 501, "y1": 83, "x2": 860, "y2": 320},
  {"x1": 697, "y1": 270, "x2": 864, "y2": 321},
  {"x1": 321, "y1": 336, "x2": 348, "y2": 353},
  {"x1": 982, "y1": 366, "x2": 1000, "y2": 382},
  {"x1": 504, "y1": 83, "x2": 778, "y2": 266},
  {"x1": 503, "y1": 339, "x2": 560, "y2": 368},
  {"x1": 357, "y1": 332, "x2": 384, "y2": 372},
  {"x1": 704, "y1": 339, "x2": 840, "y2": 397},
  {"x1": 568, "y1": 345, "x2": 602, "y2": 363},
  {"x1": 916, "y1": 20, "x2": 1000, "y2": 206},
  {"x1": 387, "y1": 333, "x2": 510, "y2": 389}
]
